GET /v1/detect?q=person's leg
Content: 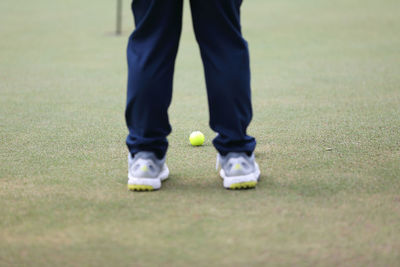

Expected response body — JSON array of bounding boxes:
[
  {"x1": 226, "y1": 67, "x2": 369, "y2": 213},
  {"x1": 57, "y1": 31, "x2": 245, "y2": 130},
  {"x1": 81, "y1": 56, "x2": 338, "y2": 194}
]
[
  {"x1": 125, "y1": 0, "x2": 183, "y2": 159},
  {"x1": 189, "y1": 0, "x2": 256, "y2": 156}
]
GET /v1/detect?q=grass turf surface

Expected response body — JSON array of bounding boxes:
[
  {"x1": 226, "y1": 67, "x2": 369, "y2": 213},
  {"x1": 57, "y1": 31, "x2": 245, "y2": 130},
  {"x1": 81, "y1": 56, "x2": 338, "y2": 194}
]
[{"x1": 1, "y1": 0, "x2": 400, "y2": 266}]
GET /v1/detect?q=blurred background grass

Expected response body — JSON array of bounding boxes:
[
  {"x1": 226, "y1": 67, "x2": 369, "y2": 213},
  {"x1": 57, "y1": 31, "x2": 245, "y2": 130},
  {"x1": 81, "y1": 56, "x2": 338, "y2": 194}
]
[{"x1": 1, "y1": 0, "x2": 399, "y2": 266}]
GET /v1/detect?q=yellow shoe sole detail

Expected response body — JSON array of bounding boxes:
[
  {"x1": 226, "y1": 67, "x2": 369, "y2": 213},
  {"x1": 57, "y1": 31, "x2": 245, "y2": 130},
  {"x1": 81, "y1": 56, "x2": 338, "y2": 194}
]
[
  {"x1": 127, "y1": 184, "x2": 155, "y2": 191},
  {"x1": 229, "y1": 181, "x2": 257, "y2": 190}
]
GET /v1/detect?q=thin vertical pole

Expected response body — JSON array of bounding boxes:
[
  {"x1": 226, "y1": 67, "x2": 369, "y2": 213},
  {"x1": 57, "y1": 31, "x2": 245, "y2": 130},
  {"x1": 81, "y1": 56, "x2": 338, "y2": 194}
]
[{"x1": 116, "y1": 0, "x2": 123, "y2": 35}]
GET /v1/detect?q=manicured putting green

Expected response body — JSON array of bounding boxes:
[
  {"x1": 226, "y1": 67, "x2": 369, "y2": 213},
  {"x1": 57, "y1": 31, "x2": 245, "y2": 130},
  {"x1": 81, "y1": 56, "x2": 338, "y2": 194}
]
[{"x1": 1, "y1": 0, "x2": 399, "y2": 266}]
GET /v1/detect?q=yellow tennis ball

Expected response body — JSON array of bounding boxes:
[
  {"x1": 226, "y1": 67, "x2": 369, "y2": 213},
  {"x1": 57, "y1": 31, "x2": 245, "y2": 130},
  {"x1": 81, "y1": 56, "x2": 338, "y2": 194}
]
[{"x1": 189, "y1": 131, "x2": 205, "y2": 146}]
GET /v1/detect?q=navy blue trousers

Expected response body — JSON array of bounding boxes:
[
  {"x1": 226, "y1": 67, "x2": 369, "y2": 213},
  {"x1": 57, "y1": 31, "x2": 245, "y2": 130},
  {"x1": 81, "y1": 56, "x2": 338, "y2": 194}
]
[{"x1": 125, "y1": 0, "x2": 256, "y2": 159}]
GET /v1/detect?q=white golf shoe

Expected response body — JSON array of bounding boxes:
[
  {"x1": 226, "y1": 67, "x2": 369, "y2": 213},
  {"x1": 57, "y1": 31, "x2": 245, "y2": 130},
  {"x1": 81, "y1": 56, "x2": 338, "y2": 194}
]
[
  {"x1": 216, "y1": 152, "x2": 260, "y2": 189},
  {"x1": 127, "y1": 152, "x2": 169, "y2": 191}
]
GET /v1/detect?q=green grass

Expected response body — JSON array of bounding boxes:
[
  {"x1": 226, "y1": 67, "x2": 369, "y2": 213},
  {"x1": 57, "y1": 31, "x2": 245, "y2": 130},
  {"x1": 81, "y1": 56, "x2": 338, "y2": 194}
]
[{"x1": 1, "y1": 0, "x2": 400, "y2": 266}]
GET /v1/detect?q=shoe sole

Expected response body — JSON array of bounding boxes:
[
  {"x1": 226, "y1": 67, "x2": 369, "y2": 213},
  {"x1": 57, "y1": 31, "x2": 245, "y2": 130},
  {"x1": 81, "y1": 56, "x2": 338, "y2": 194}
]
[
  {"x1": 128, "y1": 165, "x2": 169, "y2": 192},
  {"x1": 220, "y1": 163, "x2": 260, "y2": 190},
  {"x1": 127, "y1": 184, "x2": 156, "y2": 191},
  {"x1": 228, "y1": 181, "x2": 258, "y2": 189}
]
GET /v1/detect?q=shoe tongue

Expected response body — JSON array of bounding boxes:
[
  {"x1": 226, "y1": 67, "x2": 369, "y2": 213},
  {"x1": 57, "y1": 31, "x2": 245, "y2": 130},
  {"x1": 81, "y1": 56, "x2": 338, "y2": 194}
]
[
  {"x1": 226, "y1": 152, "x2": 246, "y2": 159},
  {"x1": 135, "y1": 152, "x2": 156, "y2": 160}
]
